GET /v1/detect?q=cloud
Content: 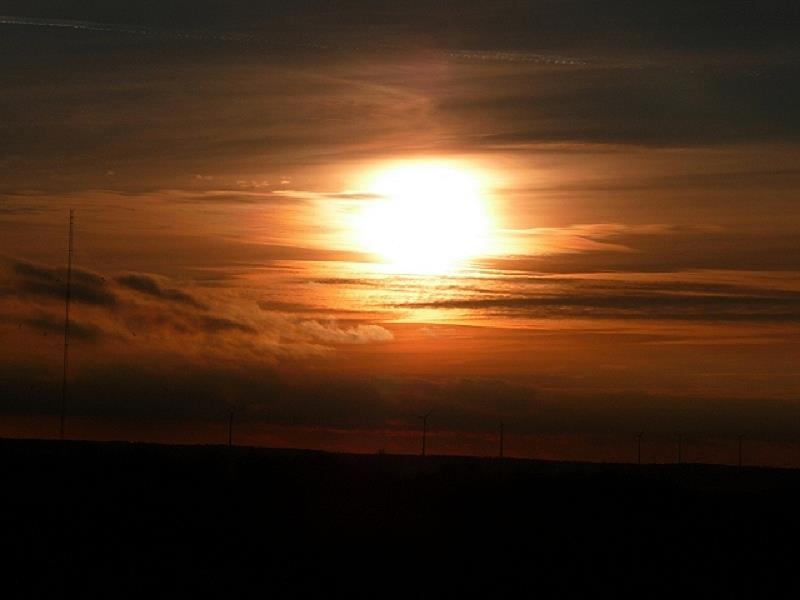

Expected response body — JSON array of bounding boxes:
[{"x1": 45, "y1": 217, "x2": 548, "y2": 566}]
[
  {"x1": 391, "y1": 277, "x2": 800, "y2": 323},
  {"x1": 0, "y1": 15, "x2": 256, "y2": 43},
  {"x1": 0, "y1": 204, "x2": 47, "y2": 215},
  {"x1": 272, "y1": 190, "x2": 383, "y2": 202},
  {"x1": 309, "y1": 278, "x2": 379, "y2": 287},
  {"x1": 0, "y1": 312, "x2": 103, "y2": 341},
  {"x1": 483, "y1": 230, "x2": 800, "y2": 273},
  {"x1": 10, "y1": 259, "x2": 116, "y2": 306},
  {"x1": 505, "y1": 223, "x2": 642, "y2": 255},
  {"x1": 256, "y1": 299, "x2": 367, "y2": 315},
  {"x1": 1, "y1": 3, "x2": 799, "y2": 454},
  {"x1": 196, "y1": 316, "x2": 256, "y2": 334},
  {"x1": 167, "y1": 189, "x2": 305, "y2": 204},
  {"x1": 5, "y1": 353, "x2": 798, "y2": 444},
  {"x1": 117, "y1": 273, "x2": 207, "y2": 309},
  {"x1": 447, "y1": 50, "x2": 587, "y2": 66},
  {"x1": 373, "y1": 377, "x2": 538, "y2": 426},
  {"x1": 0, "y1": 15, "x2": 151, "y2": 35},
  {"x1": 26, "y1": 314, "x2": 102, "y2": 340},
  {"x1": 296, "y1": 320, "x2": 393, "y2": 344},
  {"x1": 2, "y1": 2, "x2": 797, "y2": 194},
  {"x1": 439, "y1": 59, "x2": 800, "y2": 148},
  {"x1": 2, "y1": 256, "x2": 396, "y2": 364},
  {"x1": 0, "y1": 356, "x2": 538, "y2": 432}
]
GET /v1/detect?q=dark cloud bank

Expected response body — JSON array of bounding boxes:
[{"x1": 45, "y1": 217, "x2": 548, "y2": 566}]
[
  {"x1": 117, "y1": 273, "x2": 207, "y2": 309},
  {"x1": 4, "y1": 357, "x2": 800, "y2": 444}
]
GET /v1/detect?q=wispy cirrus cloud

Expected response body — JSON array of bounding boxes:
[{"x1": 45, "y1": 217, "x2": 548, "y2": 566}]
[{"x1": 392, "y1": 289, "x2": 800, "y2": 323}]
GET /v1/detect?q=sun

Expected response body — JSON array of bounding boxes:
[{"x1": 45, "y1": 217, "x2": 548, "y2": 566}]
[{"x1": 354, "y1": 161, "x2": 493, "y2": 274}]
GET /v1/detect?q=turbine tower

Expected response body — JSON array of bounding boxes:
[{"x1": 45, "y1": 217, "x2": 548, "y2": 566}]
[
  {"x1": 419, "y1": 410, "x2": 432, "y2": 457},
  {"x1": 737, "y1": 435, "x2": 744, "y2": 467},
  {"x1": 60, "y1": 209, "x2": 74, "y2": 440},
  {"x1": 636, "y1": 431, "x2": 643, "y2": 465}
]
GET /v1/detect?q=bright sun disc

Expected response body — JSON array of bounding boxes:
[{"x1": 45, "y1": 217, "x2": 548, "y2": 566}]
[{"x1": 355, "y1": 161, "x2": 492, "y2": 274}]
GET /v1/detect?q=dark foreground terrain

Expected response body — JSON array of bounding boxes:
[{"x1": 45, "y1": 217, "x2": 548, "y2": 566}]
[{"x1": 3, "y1": 438, "x2": 800, "y2": 596}]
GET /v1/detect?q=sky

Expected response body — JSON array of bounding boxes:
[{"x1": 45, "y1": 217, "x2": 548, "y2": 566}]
[{"x1": 1, "y1": 1, "x2": 799, "y2": 465}]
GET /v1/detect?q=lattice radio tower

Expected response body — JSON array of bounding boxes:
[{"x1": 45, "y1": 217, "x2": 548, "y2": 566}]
[{"x1": 59, "y1": 209, "x2": 74, "y2": 439}]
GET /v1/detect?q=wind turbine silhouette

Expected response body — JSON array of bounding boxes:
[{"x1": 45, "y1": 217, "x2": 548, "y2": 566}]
[
  {"x1": 636, "y1": 431, "x2": 643, "y2": 465},
  {"x1": 419, "y1": 410, "x2": 432, "y2": 457},
  {"x1": 737, "y1": 435, "x2": 744, "y2": 467}
]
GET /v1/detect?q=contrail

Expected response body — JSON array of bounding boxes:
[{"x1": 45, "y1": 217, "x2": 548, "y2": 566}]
[
  {"x1": 0, "y1": 15, "x2": 252, "y2": 42},
  {"x1": 0, "y1": 14, "x2": 590, "y2": 65},
  {"x1": 0, "y1": 15, "x2": 584, "y2": 61},
  {"x1": 3, "y1": 14, "x2": 793, "y2": 73},
  {"x1": 0, "y1": 15, "x2": 151, "y2": 36},
  {"x1": 447, "y1": 49, "x2": 587, "y2": 66}
]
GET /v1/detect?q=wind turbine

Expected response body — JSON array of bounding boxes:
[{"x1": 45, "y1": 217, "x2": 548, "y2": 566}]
[
  {"x1": 419, "y1": 410, "x2": 432, "y2": 457},
  {"x1": 737, "y1": 435, "x2": 744, "y2": 467},
  {"x1": 636, "y1": 431, "x2": 643, "y2": 465}
]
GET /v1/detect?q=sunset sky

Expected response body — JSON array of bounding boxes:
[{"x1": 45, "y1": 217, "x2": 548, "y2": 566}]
[{"x1": 2, "y1": 2, "x2": 799, "y2": 464}]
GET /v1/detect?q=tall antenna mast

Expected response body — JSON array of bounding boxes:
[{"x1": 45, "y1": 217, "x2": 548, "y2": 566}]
[
  {"x1": 60, "y1": 209, "x2": 74, "y2": 440},
  {"x1": 499, "y1": 421, "x2": 504, "y2": 459}
]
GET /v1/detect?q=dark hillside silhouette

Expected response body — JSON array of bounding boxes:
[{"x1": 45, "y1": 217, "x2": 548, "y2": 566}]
[{"x1": 3, "y1": 438, "x2": 800, "y2": 595}]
